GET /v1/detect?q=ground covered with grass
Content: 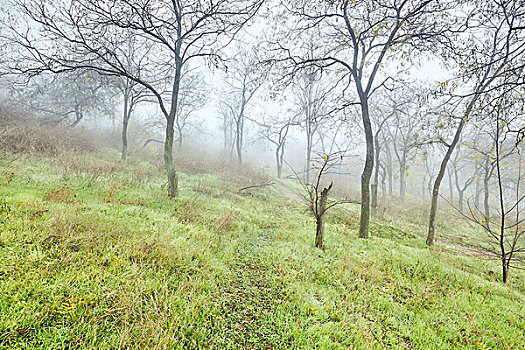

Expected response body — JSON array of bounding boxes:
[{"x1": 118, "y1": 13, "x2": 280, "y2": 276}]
[{"x1": 0, "y1": 150, "x2": 524, "y2": 349}]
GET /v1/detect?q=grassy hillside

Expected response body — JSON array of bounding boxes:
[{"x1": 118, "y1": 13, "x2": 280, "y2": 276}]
[{"x1": 0, "y1": 150, "x2": 524, "y2": 349}]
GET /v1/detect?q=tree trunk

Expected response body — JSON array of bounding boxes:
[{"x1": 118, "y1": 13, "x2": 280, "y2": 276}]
[
  {"x1": 484, "y1": 159, "x2": 491, "y2": 222},
  {"x1": 176, "y1": 117, "x2": 183, "y2": 151},
  {"x1": 70, "y1": 105, "x2": 83, "y2": 127},
  {"x1": 448, "y1": 166, "x2": 454, "y2": 204},
  {"x1": 164, "y1": 59, "x2": 182, "y2": 198},
  {"x1": 276, "y1": 146, "x2": 282, "y2": 178},
  {"x1": 306, "y1": 132, "x2": 312, "y2": 184},
  {"x1": 315, "y1": 184, "x2": 332, "y2": 249},
  {"x1": 385, "y1": 143, "x2": 393, "y2": 196},
  {"x1": 502, "y1": 260, "x2": 508, "y2": 283},
  {"x1": 427, "y1": 118, "x2": 466, "y2": 246},
  {"x1": 371, "y1": 184, "x2": 378, "y2": 216},
  {"x1": 165, "y1": 116, "x2": 179, "y2": 197},
  {"x1": 121, "y1": 93, "x2": 130, "y2": 160},
  {"x1": 380, "y1": 166, "x2": 387, "y2": 200},
  {"x1": 236, "y1": 121, "x2": 243, "y2": 165},
  {"x1": 371, "y1": 133, "x2": 380, "y2": 216},
  {"x1": 359, "y1": 98, "x2": 373, "y2": 239},
  {"x1": 422, "y1": 172, "x2": 427, "y2": 200},
  {"x1": 474, "y1": 176, "x2": 481, "y2": 209},
  {"x1": 399, "y1": 161, "x2": 406, "y2": 201},
  {"x1": 458, "y1": 190, "x2": 464, "y2": 213}
]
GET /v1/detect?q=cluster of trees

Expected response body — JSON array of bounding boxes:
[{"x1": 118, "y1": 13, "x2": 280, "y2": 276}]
[{"x1": 1, "y1": 0, "x2": 524, "y2": 282}]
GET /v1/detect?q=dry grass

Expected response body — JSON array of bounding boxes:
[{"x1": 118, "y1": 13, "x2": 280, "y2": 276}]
[
  {"x1": 45, "y1": 186, "x2": 78, "y2": 204},
  {"x1": 170, "y1": 149, "x2": 271, "y2": 186},
  {"x1": 0, "y1": 103, "x2": 98, "y2": 156}
]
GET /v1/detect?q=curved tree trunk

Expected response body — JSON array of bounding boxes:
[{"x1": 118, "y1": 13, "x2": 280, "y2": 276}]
[
  {"x1": 359, "y1": 98, "x2": 373, "y2": 239},
  {"x1": 427, "y1": 119, "x2": 466, "y2": 246}
]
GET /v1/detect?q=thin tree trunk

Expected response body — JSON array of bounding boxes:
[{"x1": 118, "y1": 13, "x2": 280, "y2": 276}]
[
  {"x1": 448, "y1": 166, "x2": 454, "y2": 204},
  {"x1": 427, "y1": 118, "x2": 466, "y2": 246},
  {"x1": 496, "y1": 119, "x2": 507, "y2": 283},
  {"x1": 164, "y1": 60, "x2": 182, "y2": 198},
  {"x1": 474, "y1": 176, "x2": 481, "y2": 209},
  {"x1": 484, "y1": 159, "x2": 491, "y2": 222},
  {"x1": 121, "y1": 93, "x2": 130, "y2": 160},
  {"x1": 306, "y1": 131, "x2": 312, "y2": 184},
  {"x1": 385, "y1": 143, "x2": 393, "y2": 196},
  {"x1": 276, "y1": 146, "x2": 282, "y2": 178},
  {"x1": 315, "y1": 184, "x2": 332, "y2": 249},
  {"x1": 400, "y1": 160, "x2": 406, "y2": 201},
  {"x1": 359, "y1": 98, "x2": 373, "y2": 239},
  {"x1": 371, "y1": 132, "x2": 380, "y2": 216},
  {"x1": 176, "y1": 117, "x2": 183, "y2": 151},
  {"x1": 380, "y1": 165, "x2": 387, "y2": 200}
]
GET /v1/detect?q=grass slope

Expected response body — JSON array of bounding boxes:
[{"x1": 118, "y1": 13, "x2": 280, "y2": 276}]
[{"x1": 0, "y1": 150, "x2": 524, "y2": 349}]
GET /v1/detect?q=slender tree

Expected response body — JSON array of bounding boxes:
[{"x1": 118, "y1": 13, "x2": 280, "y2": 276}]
[
  {"x1": 282, "y1": 0, "x2": 458, "y2": 238},
  {"x1": 4, "y1": 0, "x2": 264, "y2": 197},
  {"x1": 426, "y1": 0, "x2": 524, "y2": 245}
]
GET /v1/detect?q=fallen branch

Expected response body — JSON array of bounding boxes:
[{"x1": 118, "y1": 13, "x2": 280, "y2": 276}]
[
  {"x1": 238, "y1": 181, "x2": 275, "y2": 192},
  {"x1": 143, "y1": 139, "x2": 165, "y2": 147}
]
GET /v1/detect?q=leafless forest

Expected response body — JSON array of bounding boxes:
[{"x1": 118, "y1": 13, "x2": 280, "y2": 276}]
[{"x1": 0, "y1": 1, "x2": 524, "y2": 348}]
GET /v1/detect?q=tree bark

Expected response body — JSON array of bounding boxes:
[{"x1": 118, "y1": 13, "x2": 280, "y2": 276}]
[
  {"x1": 164, "y1": 59, "x2": 182, "y2": 198},
  {"x1": 306, "y1": 130, "x2": 312, "y2": 184},
  {"x1": 165, "y1": 116, "x2": 179, "y2": 197},
  {"x1": 359, "y1": 98, "x2": 373, "y2": 239},
  {"x1": 427, "y1": 118, "x2": 466, "y2": 246},
  {"x1": 371, "y1": 131, "x2": 381, "y2": 216},
  {"x1": 235, "y1": 100, "x2": 245, "y2": 165},
  {"x1": 474, "y1": 176, "x2": 481, "y2": 208},
  {"x1": 276, "y1": 146, "x2": 282, "y2": 179},
  {"x1": 385, "y1": 143, "x2": 393, "y2": 196},
  {"x1": 447, "y1": 166, "x2": 455, "y2": 204},
  {"x1": 380, "y1": 165, "x2": 387, "y2": 200},
  {"x1": 484, "y1": 158, "x2": 491, "y2": 221},
  {"x1": 121, "y1": 93, "x2": 130, "y2": 160},
  {"x1": 315, "y1": 184, "x2": 332, "y2": 249},
  {"x1": 399, "y1": 160, "x2": 406, "y2": 201}
]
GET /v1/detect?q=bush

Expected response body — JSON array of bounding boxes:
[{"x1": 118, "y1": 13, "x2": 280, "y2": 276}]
[{"x1": 0, "y1": 103, "x2": 97, "y2": 156}]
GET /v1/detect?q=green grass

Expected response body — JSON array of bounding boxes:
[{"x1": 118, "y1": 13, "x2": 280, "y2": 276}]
[{"x1": 0, "y1": 150, "x2": 524, "y2": 349}]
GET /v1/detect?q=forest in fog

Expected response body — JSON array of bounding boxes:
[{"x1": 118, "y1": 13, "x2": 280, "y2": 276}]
[{"x1": 0, "y1": 1, "x2": 524, "y2": 349}]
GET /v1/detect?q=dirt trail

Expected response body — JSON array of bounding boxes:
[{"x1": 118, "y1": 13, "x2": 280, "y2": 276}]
[
  {"x1": 436, "y1": 239, "x2": 493, "y2": 258},
  {"x1": 219, "y1": 233, "x2": 294, "y2": 349},
  {"x1": 273, "y1": 179, "x2": 304, "y2": 204}
]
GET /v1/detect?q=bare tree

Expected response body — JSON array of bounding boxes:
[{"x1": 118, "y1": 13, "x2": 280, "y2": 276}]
[
  {"x1": 4, "y1": 0, "x2": 264, "y2": 197},
  {"x1": 282, "y1": 0, "x2": 459, "y2": 238},
  {"x1": 302, "y1": 151, "x2": 356, "y2": 249},
  {"x1": 427, "y1": 0, "x2": 525, "y2": 245},
  {"x1": 9, "y1": 70, "x2": 115, "y2": 127},
  {"x1": 175, "y1": 68, "x2": 207, "y2": 151},
  {"x1": 114, "y1": 34, "x2": 154, "y2": 160},
  {"x1": 292, "y1": 48, "x2": 334, "y2": 184},
  {"x1": 464, "y1": 101, "x2": 525, "y2": 283},
  {"x1": 222, "y1": 47, "x2": 266, "y2": 165},
  {"x1": 252, "y1": 112, "x2": 299, "y2": 178}
]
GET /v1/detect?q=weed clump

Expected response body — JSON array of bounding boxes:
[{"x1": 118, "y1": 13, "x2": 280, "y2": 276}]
[{"x1": 45, "y1": 186, "x2": 77, "y2": 204}]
